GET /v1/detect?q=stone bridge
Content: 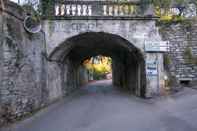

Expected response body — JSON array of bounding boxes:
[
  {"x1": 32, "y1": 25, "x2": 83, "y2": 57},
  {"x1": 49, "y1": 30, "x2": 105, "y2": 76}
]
[
  {"x1": 0, "y1": 0, "x2": 168, "y2": 125},
  {"x1": 42, "y1": 0, "x2": 165, "y2": 98}
]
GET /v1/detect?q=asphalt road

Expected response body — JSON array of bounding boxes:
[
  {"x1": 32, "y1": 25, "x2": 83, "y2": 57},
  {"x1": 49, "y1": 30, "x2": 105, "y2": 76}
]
[{"x1": 1, "y1": 80, "x2": 197, "y2": 131}]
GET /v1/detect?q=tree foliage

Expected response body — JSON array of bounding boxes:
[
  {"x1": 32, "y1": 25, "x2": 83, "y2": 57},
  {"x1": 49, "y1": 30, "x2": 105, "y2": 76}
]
[
  {"x1": 83, "y1": 56, "x2": 112, "y2": 80},
  {"x1": 174, "y1": 0, "x2": 188, "y2": 16},
  {"x1": 151, "y1": 0, "x2": 197, "y2": 22},
  {"x1": 152, "y1": 0, "x2": 171, "y2": 18}
]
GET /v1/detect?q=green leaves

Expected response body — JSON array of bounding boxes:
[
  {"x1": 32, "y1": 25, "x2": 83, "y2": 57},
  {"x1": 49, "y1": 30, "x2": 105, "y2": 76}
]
[
  {"x1": 183, "y1": 47, "x2": 196, "y2": 64},
  {"x1": 152, "y1": 0, "x2": 172, "y2": 8}
]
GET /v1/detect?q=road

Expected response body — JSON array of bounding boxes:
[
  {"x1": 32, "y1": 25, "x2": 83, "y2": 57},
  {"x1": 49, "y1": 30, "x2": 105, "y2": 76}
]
[{"x1": 1, "y1": 80, "x2": 197, "y2": 131}]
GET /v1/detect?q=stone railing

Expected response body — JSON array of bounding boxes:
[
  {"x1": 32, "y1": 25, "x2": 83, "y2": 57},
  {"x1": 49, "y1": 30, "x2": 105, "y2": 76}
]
[{"x1": 42, "y1": 0, "x2": 155, "y2": 19}]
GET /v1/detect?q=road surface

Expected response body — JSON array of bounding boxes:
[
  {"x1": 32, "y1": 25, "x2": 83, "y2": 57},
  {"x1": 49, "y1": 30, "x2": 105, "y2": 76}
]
[{"x1": 1, "y1": 80, "x2": 197, "y2": 131}]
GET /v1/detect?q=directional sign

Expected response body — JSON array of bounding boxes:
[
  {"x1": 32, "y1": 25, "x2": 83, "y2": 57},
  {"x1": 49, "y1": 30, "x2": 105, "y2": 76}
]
[{"x1": 145, "y1": 41, "x2": 169, "y2": 52}]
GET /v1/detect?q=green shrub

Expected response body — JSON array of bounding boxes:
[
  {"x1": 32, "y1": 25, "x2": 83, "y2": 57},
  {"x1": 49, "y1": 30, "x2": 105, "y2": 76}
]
[
  {"x1": 184, "y1": 47, "x2": 193, "y2": 63},
  {"x1": 164, "y1": 54, "x2": 171, "y2": 65}
]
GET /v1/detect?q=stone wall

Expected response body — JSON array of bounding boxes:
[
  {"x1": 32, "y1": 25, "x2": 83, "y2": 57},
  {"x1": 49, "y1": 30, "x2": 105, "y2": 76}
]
[
  {"x1": 42, "y1": 18, "x2": 165, "y2": 98},
  {"x1": 0, "y1": 1, "x2": 48, "y2": 126},
  {"x1": 159, "y1": 21, "x2": 197, "y2": 84},
  {"x1": 2, "y1": 0, "x2": 194, "y2": 127}
]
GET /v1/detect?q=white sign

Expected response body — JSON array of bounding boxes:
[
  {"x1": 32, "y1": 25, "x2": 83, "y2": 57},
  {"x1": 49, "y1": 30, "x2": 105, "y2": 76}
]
[
  {"x1": 146, "y1": 61, "x2": 157, "y2": 76},
  {"x1": 145, "y1": 41, "x2": 169, "y2": 52}
]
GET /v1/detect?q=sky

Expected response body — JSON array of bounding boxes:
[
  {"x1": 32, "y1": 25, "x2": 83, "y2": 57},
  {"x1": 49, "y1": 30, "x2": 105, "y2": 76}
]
[
  {"x1": 9, "y1": 0, "x2": 39, "y2": 7},
  {"x1": 10, "y1": 0, "x2": 17, "y2": 2},
  {"x1": 10, "y1": 0, "x2": 25, "y2": 4}
]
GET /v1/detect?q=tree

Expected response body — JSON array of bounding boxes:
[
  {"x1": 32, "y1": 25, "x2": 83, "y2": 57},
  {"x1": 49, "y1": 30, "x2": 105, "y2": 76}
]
[
  {"x1": 152, "y1": 0, "x2": 172, "y2": 16},
  {"x1": 83, "y1": 56, "x2": 112, "y2": 80},
  {"x1": 0, "y1": 0, "x2": 4, "y2": 11}
]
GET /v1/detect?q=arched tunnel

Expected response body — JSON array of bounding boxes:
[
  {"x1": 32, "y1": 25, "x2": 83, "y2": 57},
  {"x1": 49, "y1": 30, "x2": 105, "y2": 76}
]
[{"x1": 49, "y1": 32, "x2": 146, "y2": 97}]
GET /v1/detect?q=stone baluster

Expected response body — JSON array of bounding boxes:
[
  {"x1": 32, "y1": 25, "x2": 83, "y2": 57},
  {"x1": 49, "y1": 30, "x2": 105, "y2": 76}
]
[
  {"x1": 77, "y1": 5, "x2": 82, "y2": 16},
  {"x1": 66, "y1": 5, "x2": 71, "y2": 15},
  {"x1": 122, "y1": 5, "x2": 126, "y2": 16},
  {"x1": 103, "y1": 5, "x2": 107, "y2": 16},
  {"x1": 72, "y1": 5, "x2": 77, "y2": 16},
  {"x1": 61, "y1": 4, "x2": 65, "y2": 16},
  {"x1": 82, "y1": 5, "x2": 87, "y2": 16},
  {"x1": 124, "y1": 5, "x2": 129, "y2": 15},
  {"x1": 119, "y1": 5, "x2": 124, "y2": 16},
  {"x1": 131, "y1": 5, "x2": 136, "y2": 15},
  {"x1": 128, "y1": 5, "x2": 131, "y2": 15},
  {"x1": 88, "y1": 5, "x2": 92, "y2": 16},
  {"x1": 55, "y1": 4, "x2": 60, "y2": 16},
  {"x1": 108, "y1": 6, "x2": 113, "y2": 16},
  {"x1": 114, "y1": 5, "x2": 119, "y2": 16}
]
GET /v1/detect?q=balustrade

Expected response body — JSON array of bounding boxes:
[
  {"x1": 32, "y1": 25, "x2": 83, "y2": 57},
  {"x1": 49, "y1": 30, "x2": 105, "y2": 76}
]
[{"x1": 52, "y1": 1, "x2": 141, "y2": 17}]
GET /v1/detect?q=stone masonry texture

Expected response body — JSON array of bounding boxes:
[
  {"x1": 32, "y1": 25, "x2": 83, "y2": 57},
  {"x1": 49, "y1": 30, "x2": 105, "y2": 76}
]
[
  {"x1": 0, "y1": 0, "x2": 197, "y2": 127},
  {"x1": 159, "y1": 21, "x2": 197, "y2": 83},
  {"x1": 0, "y1": 2, "x2": 47, "y2": 126}
]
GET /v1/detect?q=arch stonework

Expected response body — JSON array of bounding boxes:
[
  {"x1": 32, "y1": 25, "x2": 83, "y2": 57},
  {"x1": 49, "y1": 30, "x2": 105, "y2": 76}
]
[
  {"x1": 43, "y1": 20, "x2": 160, "y2": 56},
  {"x1": 48, "y1": 32, "x2": 146, "y2": 97},
  {"x1": 43, "y1": 19, "x2": 165, "y2": 98}
]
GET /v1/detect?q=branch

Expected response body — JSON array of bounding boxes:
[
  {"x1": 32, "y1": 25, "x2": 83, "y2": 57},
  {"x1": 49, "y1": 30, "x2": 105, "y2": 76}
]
[{"x1": 0, "y1": 0, "x2": 5, "y2": 12}]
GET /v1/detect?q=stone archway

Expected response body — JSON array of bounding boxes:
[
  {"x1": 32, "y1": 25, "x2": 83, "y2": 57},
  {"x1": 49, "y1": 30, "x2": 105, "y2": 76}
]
[{"x1": 48, "y1": 32, "x2": 146, "y2": 97}]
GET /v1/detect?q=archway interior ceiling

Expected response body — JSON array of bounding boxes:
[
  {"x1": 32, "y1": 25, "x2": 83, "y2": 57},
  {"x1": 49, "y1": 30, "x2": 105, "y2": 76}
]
[{"x1": 50, "y1": 32, "x2": 144, "y2": 65}]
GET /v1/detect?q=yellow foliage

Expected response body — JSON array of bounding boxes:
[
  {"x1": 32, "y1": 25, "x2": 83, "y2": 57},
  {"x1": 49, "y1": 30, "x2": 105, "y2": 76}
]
[
  {"x1": 93, "y1": 62, "x2": 111, "y2": 73},
  {"x1": 83, "y1": 56, "x2": 112, "y2": 74},
  {"x1": 160, "y1": 15, "x2": 173, "y2": 21},
  {"x1": 154, "y1": 6, "x2": 181, "y2": 21}
]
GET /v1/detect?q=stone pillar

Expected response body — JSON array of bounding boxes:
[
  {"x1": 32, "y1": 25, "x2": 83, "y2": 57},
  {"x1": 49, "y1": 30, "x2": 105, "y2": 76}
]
[{"x1": 145, "y1": 53, "x2": 164, "y2": 97}]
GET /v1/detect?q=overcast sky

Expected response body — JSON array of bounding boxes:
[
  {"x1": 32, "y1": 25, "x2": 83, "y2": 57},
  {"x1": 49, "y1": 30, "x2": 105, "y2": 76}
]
[
  {"x1": 10, "y1": 0, "x2": 17, "y2": 2},
  {"x1": 10, "y1": 0, "x2": 24, "y2": 4},
  {"x1": 10, "y1": 0, "x2": 39, "y2": 6}
]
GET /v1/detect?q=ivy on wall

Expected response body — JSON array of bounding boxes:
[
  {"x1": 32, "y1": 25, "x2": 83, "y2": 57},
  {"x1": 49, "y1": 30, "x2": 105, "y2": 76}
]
[
  {"x1": 151, "y1": 0, "x2": 197, "y2": 24},
  {"x1": 164, "y1": 54, "x2": 172, "y2": 70},
  {"x1": 183, "y1": 47, "x2": 197, "y2": 65}
]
